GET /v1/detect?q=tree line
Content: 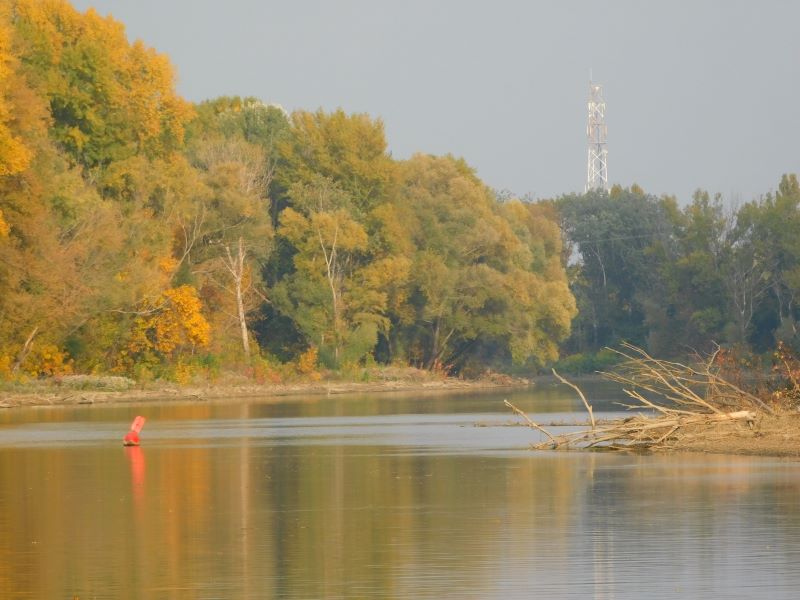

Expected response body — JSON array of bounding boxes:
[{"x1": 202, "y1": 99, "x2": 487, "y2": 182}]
[
  {"x1": 0, "y1": 0, "x2": 575, "y2": 381},
  {"x1": 555, "y1": 180, "x2": 800, "y2": 371},
  {"x1": 1, "y1": 1, "x2": 796, "y2": 382}
]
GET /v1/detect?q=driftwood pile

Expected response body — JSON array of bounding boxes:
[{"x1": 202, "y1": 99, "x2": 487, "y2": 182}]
[{"x1": 507, "y1": 343, "x2": 770, "y2": 452}]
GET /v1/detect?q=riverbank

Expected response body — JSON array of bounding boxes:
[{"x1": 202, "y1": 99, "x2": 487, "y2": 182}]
[
  {"x1": 512, "y1": 346, "x2": 800, "y2": 459},
  {"x1": 0, "y1": 370, "x2": 528, "y2": 409},
  {"x1": 508, "y1": 409, "x2": 800, "y2": 459},
  {"x1": 665, "y1": 413, "x2": 800, "y2": 458}
]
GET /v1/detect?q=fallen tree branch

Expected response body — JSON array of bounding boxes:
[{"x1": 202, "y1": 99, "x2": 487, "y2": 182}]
[
  {"x1": 503, "y1": 400, "x2": 557, "y2": 447},
  {"x1": 552, "y1": 368, "x2": 595, "y2": 429},
  {"x1": 506, "y1": 343, "x2": 768, "y2": 453},
  {"x1": 525, "y1": 410, "x2": 756, "y2": 451},
  {"x1": 604, "y1": 342, "x2": 776, "y2": 416}
]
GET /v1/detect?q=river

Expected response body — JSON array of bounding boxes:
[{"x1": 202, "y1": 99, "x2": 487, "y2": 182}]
[{"x1": 1, "y1": 382, "x2": 799, "y2": 599}]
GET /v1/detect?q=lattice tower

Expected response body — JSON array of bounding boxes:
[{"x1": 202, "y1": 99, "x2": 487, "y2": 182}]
[{"x1": 586, "y1": 81, "x2": 608, "y2": 191}]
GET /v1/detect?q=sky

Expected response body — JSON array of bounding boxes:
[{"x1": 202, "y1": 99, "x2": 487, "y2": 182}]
[{"x1": 71, "y1": 0, "x2": 800, "y2": 204}]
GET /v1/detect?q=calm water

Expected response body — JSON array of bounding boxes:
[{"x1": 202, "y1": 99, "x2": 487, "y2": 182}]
[{"x1": 1, "y1": 383, "x2": 799, "y2": 599}]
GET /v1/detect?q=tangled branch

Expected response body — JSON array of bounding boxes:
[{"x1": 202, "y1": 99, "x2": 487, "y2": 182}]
[{"x1": 507, "y1": 343, "x2": 764, "y2": 452}]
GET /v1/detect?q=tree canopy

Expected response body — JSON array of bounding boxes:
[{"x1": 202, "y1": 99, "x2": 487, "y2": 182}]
[
  {"x1": 5, "y1": 0, "x2": 796, "y2": 382},
  {"x1": 555, "y1": 181, "x2": 800, "y2": 362},
  {"x1": 0, "y1": 0, "x2": 577, "y2": 380}
]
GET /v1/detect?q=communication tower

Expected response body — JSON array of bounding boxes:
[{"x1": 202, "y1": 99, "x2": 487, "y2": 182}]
[{"x1": 586, "y1": 81, "x2": 608, "y2": 191}]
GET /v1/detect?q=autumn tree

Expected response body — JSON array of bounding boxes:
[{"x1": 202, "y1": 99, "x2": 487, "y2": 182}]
[
  {"x1": 0, "y1": 4, "x2": 32, "y2": 176},
  {"x1": 0, "y1": 1, "x2": 204, "y2": 374},
  {"x1": 125, "y1": 285, "x2": 211, "y2": 370},
  {"x1": 393, "y1": 154, "x2": 575, "y2": 371},
  {"x1": 0, "y1": 3, "x2": 138, "y2": 373},
  {"x1": 275, "y1": 177, "x2": 402, "y2": 366},
  {"x1": 12, "y1": 0, "x2": 193, "y2": 169},
  {"x1": 0, "y1": 143, "x2": 136, "y2": 372},
  {"x1": 277, "y1": 109, "x2": 395, "y2": 214}
]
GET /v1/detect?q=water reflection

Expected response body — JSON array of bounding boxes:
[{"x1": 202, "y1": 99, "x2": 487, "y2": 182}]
[{"x1": 0, "y1": 388, "x2": 799, "y2": 598}]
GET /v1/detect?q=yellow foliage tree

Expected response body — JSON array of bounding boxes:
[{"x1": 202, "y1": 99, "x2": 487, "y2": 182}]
[
  {"x1": 295, "y1": 346, "x2": 321, "y2": 381},
  {"x1": 0, "y1": 5, "x2": 32, "y2": 175},
  {"x1": 12, "y1": 0, "x2": 193, "y2": 167},
  {"x1": 128, "y1": 285, "x2": 211, "y2": 361},
  {"x1": 22, "y1": 343, "x2": 73, "y2": 377}
]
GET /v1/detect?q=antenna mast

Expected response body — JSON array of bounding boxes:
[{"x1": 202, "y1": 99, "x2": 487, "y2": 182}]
[{"x1": 586, "y1": 80, "x2": 608, "y2": 191}]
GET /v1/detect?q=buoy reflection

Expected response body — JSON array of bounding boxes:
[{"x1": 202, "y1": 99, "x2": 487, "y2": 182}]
[{"x1": 125, "y1": 445, "x2": 146, "y2": 510}]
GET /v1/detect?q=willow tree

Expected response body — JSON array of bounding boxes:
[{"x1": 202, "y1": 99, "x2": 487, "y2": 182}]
[
  {"x1": 184, "y1": 98, "x2": 288, "y2": 360},
  {"x1": 269, "y1": 109, "x2": 405, "y2": 365},
  {"x1": 394, "y1": 154, "x2": 575, "y2": 371},
  {"x1": 277, "y1": 108, "x2": 395, "y2": 214}
]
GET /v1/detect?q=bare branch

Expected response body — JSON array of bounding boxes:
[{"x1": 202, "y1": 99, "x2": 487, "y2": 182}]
[
  {"x1": 504, "y1": 400, "x2": 557, "y2": 447},
  {"x1": 552, "y1": 368, "x2": 595, "y2": 429}
]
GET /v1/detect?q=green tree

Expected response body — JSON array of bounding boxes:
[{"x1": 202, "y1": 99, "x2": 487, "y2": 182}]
[
  {"x1": 557, "y1": 186, "x2": 677, "y2": 353},
  {"x1": 730, "y1": 174, "x2": 800, "y2": 349},
  {"x1": 188, "y1": 96, "x2": 290, "y2": 225},
  {"x1": 275, "y1": 177, "x2": 401, "y2": 366},
  {"x1": 395, "y1": 154, "x2": 575, "y2": 371},
  {"x1": 277, "y1": 109, "x2": 395, "y2": 214},
  {"x1": 649, "y1": 190, "x2": 731, "y2": 354}
]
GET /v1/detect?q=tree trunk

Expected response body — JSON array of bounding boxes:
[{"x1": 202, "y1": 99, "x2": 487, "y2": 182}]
[
  {"x1": 317, "y1": 223, "x2": 341, "y2": 363},
  {"x1": 224, "y1": 238, "x2": 250, "y2": 360},
  {"x1": 12, "y1": 327, "x2": 39, "y2": 373},
  {"x1": 235, "y1": 275, "x2": 250, "y2": 360}
]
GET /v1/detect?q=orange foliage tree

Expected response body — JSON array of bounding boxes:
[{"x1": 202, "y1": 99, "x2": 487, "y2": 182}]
[{"x1": 125, "y1": 285, "x2": 211, "y2": 368}]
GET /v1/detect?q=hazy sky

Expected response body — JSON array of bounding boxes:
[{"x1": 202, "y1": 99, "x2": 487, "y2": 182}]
[{"x1": 72, "y1": 0, "x2": 800, "y2": 203}]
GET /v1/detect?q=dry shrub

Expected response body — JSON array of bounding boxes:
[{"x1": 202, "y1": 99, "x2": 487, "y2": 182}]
[
  {"x1": 296, "y1": 347, "x2": 321, "y2": 381},
  {"x1": 23, "y1": 344, "x2": 73, "y2": 377}
]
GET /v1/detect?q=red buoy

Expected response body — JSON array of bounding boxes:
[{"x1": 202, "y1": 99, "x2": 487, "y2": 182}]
[
  {"x1": 123, "y1": 416, "x2": 146, "y2": 446},
  {"x1": 123, "y1": 431, "x2": 139, "y2": 446}
]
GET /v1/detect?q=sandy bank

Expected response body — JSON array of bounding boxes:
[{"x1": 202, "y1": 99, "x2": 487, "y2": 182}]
[
  {"x1": 662, "y1": 414, "x2": 800, "y2": 458},
  {"x1": 510, "y1": 410, "x2": 800, "y2": 459},
  {"x1": 0, "y1": 377, "x2": 526, "y2": 409}
]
